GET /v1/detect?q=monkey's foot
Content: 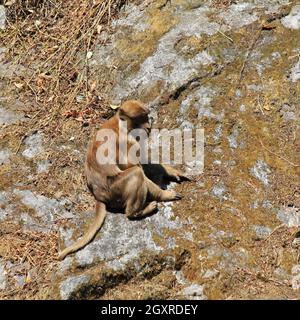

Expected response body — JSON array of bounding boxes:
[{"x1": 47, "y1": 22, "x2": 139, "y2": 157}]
[
  {"x1": 161, "y1": 190, "x2": 182, "y2": 201},
  {"x1": 127, "y1": 201, "x2": 158, "y2": 220},
  {"x1": 144, "y1": 201, "x2": 158, "y2": 215}
]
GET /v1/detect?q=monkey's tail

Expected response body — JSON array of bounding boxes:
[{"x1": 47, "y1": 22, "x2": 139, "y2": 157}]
[{"x1": 57, "y1": 201, "x2": 106, "y2": 260}]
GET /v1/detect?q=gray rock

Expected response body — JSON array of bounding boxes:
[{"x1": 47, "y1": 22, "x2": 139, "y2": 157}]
[
  {"x1": 36, "y1": 160, "x2": 52, "y2": 173},
  {"x1": 210, "y1": 229, "x2": 234, "y2": 241},
  {"x1": 14, "y1": 189, "x2": 74, "y2": 224},
  {"x1": 250, "y1": 160, "x2": 271, "y2": 186},
  {"x1": 290, "y1": 60, "x2": 300, "y2": 83},
  {"x1": 277, "y1": 206, "x2": 300, "y2": 227},
  {"x1": 60, "y1": 274, "x2": 90, "y2": 300},
  {"x1": 14, "y1": 275, "x2": 25, "y2": 287},
  {"x1": 291, "y1": 265, "x2": 300, "y2": 290},
  {"x1": 0, "y1": 191, "x2": 13, "y2": 221},
  {"x1": 74, "y1": 202, "x2": 181, "y2": 268},
  {"x1": 280, "y1": 103, "x2": 296, "y2": 121},
  {"x1": 58, "y1": 256, "x2": 73, "y2": 276},
  {"x1": 0, "y1": 262, "x2": 7, "y2": 290},
  {"x1": 96, "y1": 5, "x2": 221, "y2": 103},
  {"x1": 218, "y1": 3, "x2": 258, "y2": 29},
  {"x1": 212, "y1": 124, "x2": 222, "y2": 142},
  {"x1": 240, "y1": 104, "x2": 247, "y2": 112},
  {"x1": 0, "y1": 149, "x2": 11, "y2": 165},
  {"x1": 112, "y1": 3, "x2": 150, "y2": 32},
  {"x1": 281, "y1": 5, "x2": 300, "y2": 30},
  {"x1": 0, "y1": 105, "x2": 24, "y2": 125},
  {"x1": 179, "y1": 120, "x2": 194, "y2": 129},
  {"x1": 207, "y1": 246, "x2": 249, "y2": 271},
  {"x1": 0, "y1": 6, "x2": 5, "y2": 31},
  {"x1": 22, "y1": 132, "x2": 44, "y2": 159},
  {"x1": 212, "y1": 182, "x2": 227, "y2": 200},
  {"x1": 228, "y1": 126, "x2": 240, "y2": 149},
  {"x1": 181, "y1": 284, "x2": 206, "y2": 300},
  {"x1": 253, "y1": 225, "x2": 272, "y2": 240}
]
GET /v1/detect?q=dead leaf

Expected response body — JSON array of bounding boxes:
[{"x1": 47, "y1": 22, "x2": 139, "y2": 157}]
[
  {"x1": 262, "y1": 22, "x2": 277, "y2": 30},
  {"x1": 110, "y1": 104, "x2": 119, "y2": 110},
  {"x1": 14, "y1": 82, "x2": 24, "y2": 89},
  {"x1": 63, "y1": 110, "x2": 80, "y2": 118},
  {"x1": 4, "y1": 0, "x2": 16, "y2": 6}
]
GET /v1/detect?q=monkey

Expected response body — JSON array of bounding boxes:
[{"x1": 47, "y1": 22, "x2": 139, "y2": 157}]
[{"x1": 57, "y1": 100, "x2": 189, "y2": 260}]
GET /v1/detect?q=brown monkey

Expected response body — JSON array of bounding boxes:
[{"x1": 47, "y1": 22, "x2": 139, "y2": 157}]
[{"x1": 58, "y1": 100, "x2": 188, "y2": 260}]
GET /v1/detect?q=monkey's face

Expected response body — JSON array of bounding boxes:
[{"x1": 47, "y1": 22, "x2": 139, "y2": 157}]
[{"x1": 119, "y1": 100, "x2": 152, "y2": 134}]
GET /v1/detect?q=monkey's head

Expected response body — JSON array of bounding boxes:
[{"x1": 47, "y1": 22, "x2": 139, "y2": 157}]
[{"x1": 118, "y1": 100, "x2": 151, "y2": 133}]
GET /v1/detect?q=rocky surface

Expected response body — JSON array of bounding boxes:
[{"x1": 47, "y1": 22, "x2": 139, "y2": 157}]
[
  {"x1": 0, "y1": 0, "x2": 299, "y2": 299},
  {"x1": 0, "y1": 6, "x2": 5, "y2": 31}
]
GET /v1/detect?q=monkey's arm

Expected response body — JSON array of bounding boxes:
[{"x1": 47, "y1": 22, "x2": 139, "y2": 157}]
[{"x1": 159, "y1": 164, "x2": 191, "y2": 182}]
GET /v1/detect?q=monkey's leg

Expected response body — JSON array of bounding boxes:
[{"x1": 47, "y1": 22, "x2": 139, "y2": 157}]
[
  {"x1": 112, "y1": 166, "x2": 153, "y2": 218},
  {"x1": 144, "y1": 176, "x2": 182, "y2": 201}
]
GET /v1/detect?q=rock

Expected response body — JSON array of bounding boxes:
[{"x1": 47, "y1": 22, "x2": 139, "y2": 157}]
[
  {"x1": 0, "y1": 6, "x2": 5, "y2": 31},
  {"x1": 281, "y1": 5, "x2": 300, "y2": 30},
  {"x1": 22, "y1": 132, "x2": 44, "y2": 159},
  {"x1": 279, "y1": 103, "x2": 296, "y2": 121},
  {"x1": 13, "y1": 189, "x2": 74, "y2": 224},
  {"x1": 36, "y1": 160, "x2": 52, "y2": 173},
  {"x1": 111, "y1": 3, "x2": 150, "y2": 32},
  {"x1": 218, "y1": 3, "x2": 258, "y2": 28},
  {"x1": 0, "y1": 105, "x2": 24, "y2": 125},
  {"x1": 181, "y1": 284, "x2": 206, "y2": 300},
  {"x1": 277, "y1": 206, "x2": 300, "y2": 227},
  {"x1": 290, "y1": 60, "x2": 300, "y2": 83},
  {"x1": 58, "y1": 257, "x2": 73, "y2": 276},
  {"x1": 72, "y1": 202, "x2": 181, "y2": 270},
  {"x1": 60, "y1": 274, "x2": 91, "y2": 300},
  {"x1": 250, "y1": 160, "x2": 271, "y2": 186},
  {"x1": 0, "y1": 149, "x2": 11, "y2": 165},
  {"x1": 253, "y1": 225, "x2": 272, "y2": 240},
  {"x1": 291, "y1": 265, "x2": 300, "y2": 290},
  {"x1": 0, "y1": 191, "x2": 13, "y2": 221},
  {"x1": 211, "y1": 182, "x2": 227, "y2": 200},
  {"x1": 0, "y1": 261, "x2": 7, "y2": 290},
  {"x1": 228, "y1": 126, "x2": 240, "y2": 149}
]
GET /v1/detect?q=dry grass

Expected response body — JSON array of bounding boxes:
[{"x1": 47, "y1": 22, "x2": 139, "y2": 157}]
[
  {"x1": 0, "y1": 0, "x2": 128, "y2": 299},
  {"x1": 224, "y1": 225, "x2": 300, "y2": 299},
  {"x1": 0, "y1": 222, "x2": 59, "y2": 299},
  {"x1": 212, "y1": 0, "x2": 234, "y2": 9},
  {"x1": 0, "y1": 0, "x2": 127, "y2": 138}
]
